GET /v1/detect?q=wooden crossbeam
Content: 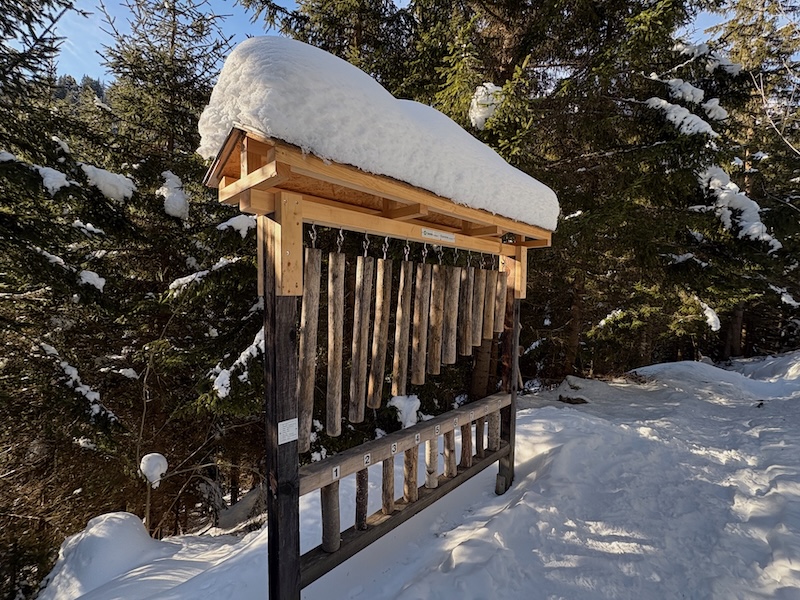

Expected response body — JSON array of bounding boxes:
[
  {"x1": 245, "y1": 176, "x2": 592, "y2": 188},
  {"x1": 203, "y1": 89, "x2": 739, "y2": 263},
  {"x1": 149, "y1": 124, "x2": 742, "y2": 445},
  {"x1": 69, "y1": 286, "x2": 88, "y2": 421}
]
[
  {"x1": 219, "y1": 160, "x2": 290, "y2": 204},
  {"x1": 383, "y1": 203, "x2": 429, "y2": 221}
]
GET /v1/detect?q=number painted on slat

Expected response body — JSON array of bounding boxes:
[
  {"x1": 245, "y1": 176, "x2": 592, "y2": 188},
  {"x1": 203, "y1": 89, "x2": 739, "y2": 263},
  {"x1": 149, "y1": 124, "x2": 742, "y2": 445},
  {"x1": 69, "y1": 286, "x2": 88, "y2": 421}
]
[
  {"x1": 434, "y1": 424, "x2": 441, "y2": 435},
  {"x1": 391, "y1": 442, "x2": 398, "y2": 455},
  {"x1": 332, "y1": 466, "x2": 341, "y2": 480},
  {"x1": 364, "y1": 453, "x2": 372, "y2": 467}
]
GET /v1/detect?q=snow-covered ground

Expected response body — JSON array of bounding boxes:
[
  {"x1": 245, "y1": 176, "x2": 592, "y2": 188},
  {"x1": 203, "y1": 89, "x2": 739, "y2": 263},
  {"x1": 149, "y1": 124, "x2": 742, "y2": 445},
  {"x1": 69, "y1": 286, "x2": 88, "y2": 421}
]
[{"x1": 38, "y1": 353, "x2": 800, "y2": 599}]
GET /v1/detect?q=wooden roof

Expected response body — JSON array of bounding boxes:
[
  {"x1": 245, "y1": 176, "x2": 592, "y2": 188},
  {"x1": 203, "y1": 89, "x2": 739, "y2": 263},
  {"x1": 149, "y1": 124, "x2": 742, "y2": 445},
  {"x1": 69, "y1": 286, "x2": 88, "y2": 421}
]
[{"x1": 204, "y1": 126, "x2": 552, "y2": 258}]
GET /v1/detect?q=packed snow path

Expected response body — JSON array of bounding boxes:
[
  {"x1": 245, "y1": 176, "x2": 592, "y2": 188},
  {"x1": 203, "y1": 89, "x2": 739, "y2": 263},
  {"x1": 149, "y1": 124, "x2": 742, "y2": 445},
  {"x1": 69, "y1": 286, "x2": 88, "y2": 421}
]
[{"x1": 39, "y1": 354, "x2": 800, "y2": 599}]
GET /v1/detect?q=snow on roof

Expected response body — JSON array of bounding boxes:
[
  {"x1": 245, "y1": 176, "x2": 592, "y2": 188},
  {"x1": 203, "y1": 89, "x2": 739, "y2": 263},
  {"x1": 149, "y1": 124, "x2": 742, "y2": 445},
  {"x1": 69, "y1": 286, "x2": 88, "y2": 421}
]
[{"x1": 198, "y1": 36, "x2": 559, "y2": 232}]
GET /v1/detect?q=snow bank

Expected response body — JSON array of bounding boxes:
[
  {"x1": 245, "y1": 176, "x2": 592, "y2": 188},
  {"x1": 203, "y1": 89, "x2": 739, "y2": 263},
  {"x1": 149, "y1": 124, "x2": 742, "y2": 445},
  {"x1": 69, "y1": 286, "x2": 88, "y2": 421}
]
[
  {"x1": 38, "y1": 513, "x2": 175, "y2": 600},
  {"x1": 38, "y1": 354, "x2": 800, "y2": 600},
  {"x1": 198, "y1": 37, "x2": 558, "y2": 231}
]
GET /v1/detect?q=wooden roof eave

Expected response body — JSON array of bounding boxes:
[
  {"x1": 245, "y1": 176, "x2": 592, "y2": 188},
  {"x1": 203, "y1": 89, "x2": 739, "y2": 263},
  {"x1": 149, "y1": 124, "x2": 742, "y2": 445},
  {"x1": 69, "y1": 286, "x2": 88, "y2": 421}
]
[{"x1": 203, "y1": 127, "x2": 553, "y2": 257}]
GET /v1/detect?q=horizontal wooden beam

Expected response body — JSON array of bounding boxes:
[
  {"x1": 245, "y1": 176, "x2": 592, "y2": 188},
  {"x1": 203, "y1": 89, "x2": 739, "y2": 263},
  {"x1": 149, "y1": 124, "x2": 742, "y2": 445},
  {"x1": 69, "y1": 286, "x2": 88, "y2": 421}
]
[
  {"x1": 300, "y1": 443, "x2": 510, "y2": 588},
  {"x1": 515, "y1": 238, "x2": 551, "y2": 248},
  {"x1": 463, "y1": 225, "x2": 503, "y2": 238},
  {"x1": 218, "y1": 160, "x2": 291, "y2": 204},
  {"x1": 301, "y1": 199, "x2": 516, "y2": 257},
  {"x1": 299, "y1": 393, "x2": 510, "y2": 495},
  {"x1": 383, "y1": 203, "x2": 429, "y2": 221},
  {"x1": 238, "y1": 189, "x2": 276, "y2": 215}
]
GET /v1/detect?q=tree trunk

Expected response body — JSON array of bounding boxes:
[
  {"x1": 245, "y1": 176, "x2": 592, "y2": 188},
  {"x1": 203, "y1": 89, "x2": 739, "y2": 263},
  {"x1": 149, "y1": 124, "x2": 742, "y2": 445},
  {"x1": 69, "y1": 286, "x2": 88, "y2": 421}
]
[
  {"x1": 562, "y1": 273, "x2": 584, "y2": 376},
  {"x1": 723, "y1": 303, "x2": 745, "y2": 359}
]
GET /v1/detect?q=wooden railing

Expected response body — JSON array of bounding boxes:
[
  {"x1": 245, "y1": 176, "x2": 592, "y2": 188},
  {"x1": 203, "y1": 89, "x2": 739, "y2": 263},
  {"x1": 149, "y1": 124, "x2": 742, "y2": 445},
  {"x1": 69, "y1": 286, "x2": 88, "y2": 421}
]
[{"x1": 299, "y1": 392, "x2": 511, "y2": 586}]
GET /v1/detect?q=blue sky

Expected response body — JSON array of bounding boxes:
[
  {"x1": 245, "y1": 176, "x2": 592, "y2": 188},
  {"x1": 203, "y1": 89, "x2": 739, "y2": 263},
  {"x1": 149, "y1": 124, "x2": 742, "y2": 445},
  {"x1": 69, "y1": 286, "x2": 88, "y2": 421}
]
[
  {"x1": 55, "y1": 0, "x2": 270, "y2": 80},
  {"x1": 55, "y1": 1, "x2": 721, "y2": 82}
]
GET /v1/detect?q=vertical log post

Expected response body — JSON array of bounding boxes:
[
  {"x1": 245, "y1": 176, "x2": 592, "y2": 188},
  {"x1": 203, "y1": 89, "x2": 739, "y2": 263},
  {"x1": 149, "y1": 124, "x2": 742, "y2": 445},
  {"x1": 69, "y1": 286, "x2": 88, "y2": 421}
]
[
  {"x1": 326, "y1": 252, "x2": 345, "y2": 436},
  {"x1": 441, "y1": 266, "x2": 462, "y2": 365},
  {"x1": 443, "y1": 429, "x2": 457, "y2": 477},
  {"x1": 392, "y1": 261, "x2": 413, "y2": 396},
  {"x1": 427, "y1": 264, "x2": 446, "y2": 375},
  {"x1": 425, "y1": 436, "x2": 438, "y2": 488},
  {"x1": 494, "y1": 265, "x2": 508, "y2": 335},
  {"x1": 368, "y1": 259, "x2": 393, "y2": 409},
  {"x1": 382, "y1": 457, "x2": 395, "y2": 515},
  {"x1": 262, "y1": 216, "x2": 300, "y2": 600},
  {"x1": 355, "y1": 468, "x2": 368, "y2": 530},
  {"x1": 349, "y1": 256, "x2": 374, "y2": 423},
  {"x1": 321, "y1": 481, "x2": 340, "y2": 552},
  {"x1": 471, "y1": 268, "x2": 487, "y2": 346},
  {"x1": 459, "y1": 418, "x2": 473, "y2": 469},
  {"x1": 458, "y1": 267, "x2": 474, "y2": 356},
  {"x1": 404, "y1": 446, "x2": 419, "y2": 503},
  {"x1": 298, "y1": 247, "x2": 321, "y2": 453},
  {"x1": 483, "y1": 269, "x2": 499, "y2": 340},
  {"x1": 410, "y1": 262, "x2": 432, "y2": 385}
]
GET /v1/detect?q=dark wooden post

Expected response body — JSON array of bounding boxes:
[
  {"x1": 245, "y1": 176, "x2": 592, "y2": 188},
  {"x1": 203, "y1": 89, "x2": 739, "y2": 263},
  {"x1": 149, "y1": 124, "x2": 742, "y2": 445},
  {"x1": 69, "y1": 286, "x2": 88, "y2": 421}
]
[
  {"x1": 497, "y1": 254, "x2": 521, "y2": 495},
  {"x1": 261, "y1": 214, "x2": 301, "y2": 600}
]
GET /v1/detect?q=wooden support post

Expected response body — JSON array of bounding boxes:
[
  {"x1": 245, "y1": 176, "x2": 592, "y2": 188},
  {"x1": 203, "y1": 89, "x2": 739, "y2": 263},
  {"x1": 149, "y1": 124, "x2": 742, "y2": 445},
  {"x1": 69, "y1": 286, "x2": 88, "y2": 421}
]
[
  {"x1": 410, "y1": 263, "x2": 432, "y2": 385},
  {"x1": 326, "y1": 252, "x2": 345, "y2": 437},
  {"x1": 497, "y1": 257, "x2": 520, "y2": 495},
  {"x1": 355, "y1": 468, "x2": 368, "y2": 530},
  {"x1": 427, "y1": 264, "x2": 445, "y2": 375},
  {"x1": 487, "y1": 411, "x2": 501, "y2": 452},
  {"x1": 368, "y1": 259, "x2": 392, "y2": 409},
  {"x1": 298, "y1": 247, "x2": 321, "y2": 453},
  {"x1": 475, "y1": 416, "x2": 485, "y2": 459},
  {"x1": 483, "y1": 269, "x2": 498, "y2": 340},
  {"x1": 382, "y1": 458, "x2": 395, "y2": 515},
  {"x1": 349, "y1": 256, "x2": 374, "y2": 423},
  {"x1": 274, "y1": 191, "x2": 304, "y2": 297},
  {"x1": 392, "y1": 261, "x2": 413, "y2": 396},
  {"x1": 471, "y1": 268, "x2": 487, "y2": 346},
  {"x1": 262, "y1": 217, "x2": 300, "y2": 600},
  {"x1": 459, "y1": 421, "x2": 473, "y2": 469},
  {"x1": 425, "y1": 437, "x2": 438, "y2": 489},
  {"x1": 321, "y1": 481, "x2": 340, "y2": 553},
  {"x1": 403, "y1": 447, "x2": 418, "y2": 503},
  {"x1": 441, "y1": 265, "x2": 461, "y2": 365},
  {"x1": 443, "y1": 430, "x2": 457, "y2": 477},
  {"x1": 458, "y1": 267, "x2": 474, "y2": 356}
]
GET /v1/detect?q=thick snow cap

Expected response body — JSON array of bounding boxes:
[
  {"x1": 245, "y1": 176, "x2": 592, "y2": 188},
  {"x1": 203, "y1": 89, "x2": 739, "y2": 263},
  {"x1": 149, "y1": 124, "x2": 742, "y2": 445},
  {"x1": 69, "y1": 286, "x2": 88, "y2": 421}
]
[{"x1": 198, "y1": 36, "x2": 559, "y2": 232}]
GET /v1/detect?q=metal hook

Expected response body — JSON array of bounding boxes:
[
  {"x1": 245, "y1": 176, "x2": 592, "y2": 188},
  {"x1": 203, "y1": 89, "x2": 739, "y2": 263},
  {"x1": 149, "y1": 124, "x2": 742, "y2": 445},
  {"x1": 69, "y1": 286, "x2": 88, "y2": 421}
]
[
  {"x1": 337, "y1": 228, "x2": 344, "y2": 254},
  {"x1": 421, "y1": 243, "x2": 428, "y2": 262},
  {"x1": 363, "y1": 232, "x2": 370, "y2": 257},
  {"x1": 309, "y1": 223, "x2": 317, "y2": 248},
  {"x1": 382, "y1": 236, "x2": 389, "y2": 260},
  {"x1": 404, "y1": 240, "x2": 410, "y2": 262},
  {"x1": 436, "y1": 245, "x2": 444, "y2": 265}
]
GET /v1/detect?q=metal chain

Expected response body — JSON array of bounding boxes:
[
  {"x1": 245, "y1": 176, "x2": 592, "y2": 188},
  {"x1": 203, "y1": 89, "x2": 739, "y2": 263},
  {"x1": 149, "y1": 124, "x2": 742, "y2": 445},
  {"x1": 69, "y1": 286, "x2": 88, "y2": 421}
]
[
  {"x1": 363, "y1": 233, "x2": 370, "y2": 257},
  {"x1": 382, "y1": 236, "x2": 389, "y2": 260},
  {"x1": 309, "y1": 223, "x2": 317, "y2": 248},
  {"x1": 421, "y1": 243, "x2": 428, "y2": 262},
  {"x1": 404, "y1": 240, "x2": 410, "y2": 262},
  {"x1": 337, "y1": 228, "x2": 344, "y2": 254}
]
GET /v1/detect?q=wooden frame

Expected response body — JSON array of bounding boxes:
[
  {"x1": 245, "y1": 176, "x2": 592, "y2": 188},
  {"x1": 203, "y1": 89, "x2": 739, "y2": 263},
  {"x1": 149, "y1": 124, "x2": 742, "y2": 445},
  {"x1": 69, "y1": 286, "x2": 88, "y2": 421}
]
[{"x1": 204, "y1": 128, "x2": 551, "y2": 600}]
